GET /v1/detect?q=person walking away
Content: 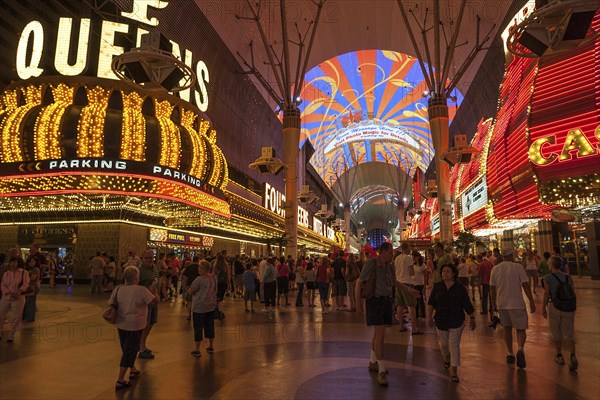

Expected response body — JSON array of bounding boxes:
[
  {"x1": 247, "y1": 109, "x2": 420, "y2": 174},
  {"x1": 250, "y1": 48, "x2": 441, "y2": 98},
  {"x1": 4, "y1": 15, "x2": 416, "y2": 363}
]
[
  {"x1": 182, "y1": 256, "x2": 201, "y2": 319},
  {"x1": 490, "y1": 248, "x2": 536, "y2": 369},
  {"x1": 48, "y1": 251, "x2": 58, "y2": 288},
  {"x1": 188, "y1": 260, "x2": 218, "y2": 357},
  {"x1": 243, "y1": 263, "x2": 256, "y2": 313},
  {"x1": 346, "y1": 254, "x2": 360, "y2": 312},
  {"x1": 316, "y1": 257, "x2": 331, "y2": 314},
  {"x1": 354, "y1": 242, "x2": 420, "y2": 387},
  {"x1": 395, "y1": 242, "x2": 418, "y2": 334},
  {"x1": 478, "y1": 254, "x2": 494, "y2": 315},
  {"x1": 427, "y1": 264, "x2": 476, "y2": 383},
  {"x1": 138, "y1": 250, "x2": 159, "y2": 359},
  {"x1": 538, "y1": 252, "x2": 551, "y2": 287},
  {"x1": 467, "y1": 255, "x2": 481, "y2": 301},
  {"x1": 524, "y1": 250, "x2": 539, "y2": 294},
  {"x1": 22, "y1": 261, "x2": 40, "y2": 322},
  {"x1": 233, "y1": 255, "x2": 245, "y2": 298},
  {"x1": 433, "y1": 243, "x2": 452, "y2": 284},
  {"x1": 258, "y1": 257, "x2": 267, "y2": 303},
  {"x1": 457, "y1": 257, "x2": 469, "y2": 287},
  {"x1": 331, "y1": 251, "x2": 347, "y2": 311},
  {"x1": 295, "y1": 259, "x2": 305, "y2": 307},
  {"x1": 0, "y1": 257, "x2": 30, "y2": 342},
  {"x1": 412, "y1": 251, "x2": 427, "y2": 323},
  {"x1": 104, "y1": 256, "x2": 117, "y2": 292},
  {"x1": 214, "y1": 254, "x2": 229, "y2": 318},
  {"x1": 262, "y1": 258, "x2": 277, "y2": 318},
  {"x1": 90, "y1": 251, "x2": 106, "y2": 294},
  {"x1": 542, "y1": 256, "x2": 578, "y2": 370},
  {"x1": 63, "y1": 251, "x2": 75, "y2": 286},
  {"x1": 111, "y1": 266, "x2": 158, "y2": 391},
  {"x1": 276, "y1": 256, "x2": 290, "y2": 306},
  {"x1": 305, "y1": 262, "x2": 317, "y2": 307}
]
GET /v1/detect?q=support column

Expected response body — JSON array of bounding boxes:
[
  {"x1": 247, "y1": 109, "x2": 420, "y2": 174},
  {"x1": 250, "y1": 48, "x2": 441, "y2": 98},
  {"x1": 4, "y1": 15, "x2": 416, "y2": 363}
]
[
  {"x1": 344, "y1": 203, "x2": 351, "y2": 252},
  {"x1": 283, "y1": 105, "x2": 300, "y2": 259},
  {"x1": 397, "y1": 200, "x2": 405, "y2": 242},
  {"x1": 428, "y1": 95, "x2": 452, "y2": 243},
  {"x1": 502, "y1": 230, "x2": 514, "y2": 254},
  {"x1": 536, "y1": 220, "x2": 554, "y2": 256},
  {"x1": 585, "y1": 221, "x2": 600, "y2": 280}
]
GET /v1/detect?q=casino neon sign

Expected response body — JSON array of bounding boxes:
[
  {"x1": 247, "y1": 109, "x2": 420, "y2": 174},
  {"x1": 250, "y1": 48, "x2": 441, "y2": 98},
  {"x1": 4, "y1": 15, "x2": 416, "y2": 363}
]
[
  {"x1": 14, "y1": 0, "x2": 210, "y2": 111},
  {"x1": 529, "y1": 125, "x2": 600, "y2": 166}
]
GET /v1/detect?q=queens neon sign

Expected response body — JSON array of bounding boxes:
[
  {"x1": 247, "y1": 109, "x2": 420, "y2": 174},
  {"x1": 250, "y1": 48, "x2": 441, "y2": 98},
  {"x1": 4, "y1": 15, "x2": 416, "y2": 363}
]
[
  {"x1": 529, "y1": 125, "x2": 600, "y2": 166},
  {"x1": 15, "y1": 0, "x2": 210, "y2": 111}
]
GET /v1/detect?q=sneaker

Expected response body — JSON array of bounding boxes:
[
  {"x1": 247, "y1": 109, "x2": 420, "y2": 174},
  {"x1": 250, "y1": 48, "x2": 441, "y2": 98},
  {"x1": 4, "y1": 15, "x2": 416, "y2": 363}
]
[
  {"x1": 138, "y1": 349, "x2": 155, "y2": 359},
  {"x1": 6, "y1": 338, "x2": 14, "y2": 343},
  {"x1": 506, "y1": 354, "x2": 516, "y2": 364},
  {"x1": 377, "y1": 371, "x2": 388, "y2": 386},
  {"x1": 368, "y1": 361, "x2": 379, "y2": 372},
  {"x1": 206, "y1": 347, "x2": 214, "y2": 354},
  {"x1": 190, "y1": 350, "x2": 201, "y2": 358},
  {"x1": 261, "y1": 308, "x2": 268, "y2": 312},
  {"x1": 569, "y1": 355, "x2": 578, "y2": 371},
  {"x1": 516, "y1": 350, "x2": 526, "y2": 369},
  {"x1": 555, "y1": 354, "x2": 565, "y2": 365}
]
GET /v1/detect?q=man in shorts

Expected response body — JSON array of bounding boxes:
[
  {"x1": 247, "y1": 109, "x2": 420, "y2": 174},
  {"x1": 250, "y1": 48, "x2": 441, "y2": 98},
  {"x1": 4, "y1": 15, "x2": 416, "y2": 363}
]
[
  {"x1": 394, "y1": 242, "x2": 418, "y2": 333},
  {"x1": 490, "y1": 248, "x2": 536, "y2": 369},
  {"x1": 355, "y1": 242, "x2": 419, "y2": 387}
]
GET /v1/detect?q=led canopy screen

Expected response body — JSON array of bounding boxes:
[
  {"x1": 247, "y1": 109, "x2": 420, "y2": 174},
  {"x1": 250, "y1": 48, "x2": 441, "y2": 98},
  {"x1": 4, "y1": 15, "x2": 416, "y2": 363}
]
[{"x1": 298, "y1": 50, "x2": 462, "y2": 187}]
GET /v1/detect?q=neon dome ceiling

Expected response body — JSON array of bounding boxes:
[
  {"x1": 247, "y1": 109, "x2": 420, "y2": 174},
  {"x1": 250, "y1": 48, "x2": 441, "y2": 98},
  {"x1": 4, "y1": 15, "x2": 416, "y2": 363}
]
[{"x1": 298, "y1": 49, "x2": 462, "y2": 188}]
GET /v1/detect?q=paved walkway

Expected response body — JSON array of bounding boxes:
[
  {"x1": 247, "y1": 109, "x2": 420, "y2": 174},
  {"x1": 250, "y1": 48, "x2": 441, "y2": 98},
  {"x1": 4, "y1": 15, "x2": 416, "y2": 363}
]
[{"x1": 1, "y1": 277, "x2": 598, "y2": 399}]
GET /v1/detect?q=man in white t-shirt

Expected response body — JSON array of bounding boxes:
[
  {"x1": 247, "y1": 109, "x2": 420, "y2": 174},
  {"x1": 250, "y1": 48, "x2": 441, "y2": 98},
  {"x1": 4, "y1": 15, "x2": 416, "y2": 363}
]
[
  {"x1": 490, "y1": 248, "x2": 536, "y2": 369},
  {"x1": 394, "y1": 242, "x2": 418, "y2": 333}
]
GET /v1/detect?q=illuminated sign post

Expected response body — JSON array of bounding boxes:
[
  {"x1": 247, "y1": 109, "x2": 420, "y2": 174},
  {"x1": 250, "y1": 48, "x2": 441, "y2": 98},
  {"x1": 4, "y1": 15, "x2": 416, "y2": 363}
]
[{"x1": 14, "y1": 0, "x2": 210, "y2": 111}]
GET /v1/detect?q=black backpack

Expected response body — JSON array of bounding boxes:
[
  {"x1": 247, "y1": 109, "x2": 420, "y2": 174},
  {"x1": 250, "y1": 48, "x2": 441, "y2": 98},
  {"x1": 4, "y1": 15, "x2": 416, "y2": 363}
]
[{"x1": 550, "y1": 273, "x2": 576, "y2": 312}]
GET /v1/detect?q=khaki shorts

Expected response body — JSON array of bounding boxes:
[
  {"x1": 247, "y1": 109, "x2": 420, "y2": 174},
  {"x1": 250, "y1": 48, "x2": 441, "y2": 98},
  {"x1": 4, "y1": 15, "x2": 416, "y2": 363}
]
[
  {"x1": 499, "y1": 309, "x2": 528, "y2": 330},
  {"x1": 395, "y1": 285, "x2": 416, "y2": 308},
  {"x1": 548, "y1": 304, "x2": 575, "y2": 341}
]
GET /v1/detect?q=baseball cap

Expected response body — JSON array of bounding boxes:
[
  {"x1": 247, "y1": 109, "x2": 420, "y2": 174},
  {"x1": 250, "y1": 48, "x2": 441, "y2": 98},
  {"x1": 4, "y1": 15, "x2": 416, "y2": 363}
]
[{"x1": 501, "y1": 248, "x2": 513, "y2": 257}]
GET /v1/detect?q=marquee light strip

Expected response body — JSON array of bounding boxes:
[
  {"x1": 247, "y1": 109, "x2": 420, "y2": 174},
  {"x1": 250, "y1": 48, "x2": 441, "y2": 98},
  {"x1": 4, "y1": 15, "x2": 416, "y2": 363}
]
[
  {"x1": 121, "y1": 91, "x2": 146, "y2": 161},
  {"x1": 0, "y1": 86, "x2": 42, "y2": 162},
  {"x1": 155, "y1": 99, "x2": 181, "y2": 169},
  {"x1": 181, "y1": 109, "x2": 206, "y2": 179},
  {"x1": 34, "y1": 84, "x2": 73, "y2": 160},
  {"x1": 0, "y1": 173, "x2": 231, "y2": 217},
  {"x1": 77, "y1": 86, "x2": 110, "y2": 157}
]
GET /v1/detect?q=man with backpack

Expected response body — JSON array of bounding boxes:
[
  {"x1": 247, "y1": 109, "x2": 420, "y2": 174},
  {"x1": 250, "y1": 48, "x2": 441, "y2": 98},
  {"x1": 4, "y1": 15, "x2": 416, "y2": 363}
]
[{"x1": 542, "y1": 256, "x2": 578, "y2": 370}]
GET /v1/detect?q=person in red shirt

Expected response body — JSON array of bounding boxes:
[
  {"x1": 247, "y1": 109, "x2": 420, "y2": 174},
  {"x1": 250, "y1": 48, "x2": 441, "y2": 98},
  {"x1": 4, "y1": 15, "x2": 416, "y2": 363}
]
[
  {"x1": 316, "y1": 257, "x2": 330, "y2": 314},
  {"x1": 478, "y1": 254, "x2": 494, "y2": 315}
]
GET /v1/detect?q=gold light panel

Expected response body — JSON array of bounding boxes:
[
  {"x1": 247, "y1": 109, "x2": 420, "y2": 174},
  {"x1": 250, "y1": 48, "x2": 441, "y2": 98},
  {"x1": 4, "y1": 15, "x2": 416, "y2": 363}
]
[
  {"x1": 121, "y1": 91, "x2": 146, "y2": 161},
  {"x1": 181, "y1": 109, "x2": 206, "y2": 179},
  {"x1": 34, "y1": 84, "x2": 74, "y2": 160},
  {"x1": 0, "y1": 86, "x2": 42, "y2": 162},
  {"x1": 155, "y1": 99, "x2": 181, "y2": 169},
  {"x1": 77, "y1": 86, "x2": 110, "y2": 157}
]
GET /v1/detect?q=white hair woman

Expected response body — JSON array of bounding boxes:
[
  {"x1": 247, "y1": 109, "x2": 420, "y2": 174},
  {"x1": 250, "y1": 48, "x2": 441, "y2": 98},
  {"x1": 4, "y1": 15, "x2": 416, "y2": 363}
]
[{"x1": 110, "y1": 266, "x2": 158, "y2": 390}]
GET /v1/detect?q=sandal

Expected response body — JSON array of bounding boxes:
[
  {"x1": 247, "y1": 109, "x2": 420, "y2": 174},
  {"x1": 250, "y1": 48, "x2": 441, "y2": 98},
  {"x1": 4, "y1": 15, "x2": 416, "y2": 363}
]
[
  {"x1": 451, "y1": 375, "x2": 460, "y2": 383},
  {"x1": 115, "y1": 381, "x2": 130, "y2": 391}
]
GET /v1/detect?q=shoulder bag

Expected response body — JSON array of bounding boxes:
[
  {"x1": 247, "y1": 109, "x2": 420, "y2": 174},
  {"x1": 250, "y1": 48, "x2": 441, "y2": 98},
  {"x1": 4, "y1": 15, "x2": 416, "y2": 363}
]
[{"x1": 103, "y1": 285, "x2": 121, "y2": 324}]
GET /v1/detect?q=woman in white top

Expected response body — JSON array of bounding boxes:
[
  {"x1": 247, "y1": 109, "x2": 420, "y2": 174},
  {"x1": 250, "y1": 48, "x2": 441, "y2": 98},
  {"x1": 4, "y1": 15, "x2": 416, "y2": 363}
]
[
  {"x1": 109, "y1": 266, "x2": 158, "y2": 391},
  {"x1": 524, "y1": 250, "x2": 539, "y2": 294}
]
